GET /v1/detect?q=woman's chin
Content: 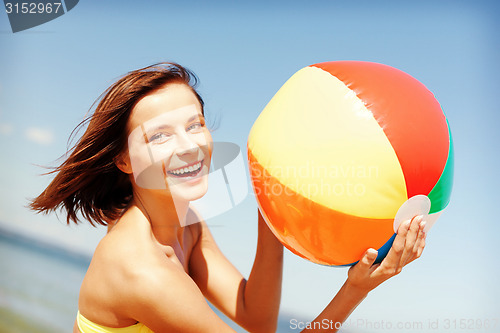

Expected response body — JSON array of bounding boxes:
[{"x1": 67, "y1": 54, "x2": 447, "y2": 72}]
[{"x1": 168, "y1": 174, "x2": 209, "y2": 203}]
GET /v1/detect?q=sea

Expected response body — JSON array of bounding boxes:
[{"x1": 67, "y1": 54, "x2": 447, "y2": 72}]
[
  {"x1": 0, "y1": 227, "x2": 88, "y2": 333},
  {"x1": 0, "y1": 227, "x2": 302, "y2": 333}
]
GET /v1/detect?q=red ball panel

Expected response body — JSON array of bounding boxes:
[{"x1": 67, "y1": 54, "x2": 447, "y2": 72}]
[{"x1": 311, "y1": 61, "x2": 449, "y2": 198}]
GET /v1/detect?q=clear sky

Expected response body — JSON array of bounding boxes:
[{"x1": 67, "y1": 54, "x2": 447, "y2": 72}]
[{"x1": 1, "y1": 0, "x2": 499, "y2": 331}]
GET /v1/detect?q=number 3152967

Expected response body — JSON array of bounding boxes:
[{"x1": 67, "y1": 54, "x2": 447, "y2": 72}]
[{"x1": 5, "y1": 2, "x2": 62, "y2": 14}]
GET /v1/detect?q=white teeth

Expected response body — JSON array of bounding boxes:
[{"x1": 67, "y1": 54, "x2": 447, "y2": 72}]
[{"x1": 169, "y1": 162, "x2": 202, "y2": 175}]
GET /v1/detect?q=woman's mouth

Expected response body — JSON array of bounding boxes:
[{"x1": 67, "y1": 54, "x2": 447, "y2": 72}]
[{"x1": 166, "y1": 160, "x2": 203, "y2": 178}]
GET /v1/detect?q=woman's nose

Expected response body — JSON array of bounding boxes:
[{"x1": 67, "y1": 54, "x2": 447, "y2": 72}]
[{"x1": 175, "y1": 131, "x2": 198, "y2": 155}]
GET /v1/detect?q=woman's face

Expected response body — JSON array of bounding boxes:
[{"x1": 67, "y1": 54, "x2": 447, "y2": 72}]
[{"x1": 124, "y1": 83, "x2": 212, "y2": 202}]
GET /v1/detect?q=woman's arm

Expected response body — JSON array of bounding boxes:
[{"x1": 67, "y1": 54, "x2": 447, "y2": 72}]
[
  {"x1": 189, "y1": 210, "x2": 283, "y2": 333},
  {"x1": 242, "y1": 211, "x2": 284, "y2": 330},
  {"x1": 123, "y1": 256, "x2": 238, "y2": 333},
  {"x1": 301, "y1": 215, "x2": 426, "y2": 332}
]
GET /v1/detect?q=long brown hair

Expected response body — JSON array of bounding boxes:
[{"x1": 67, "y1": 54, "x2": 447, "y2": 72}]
[{"x1": 29, "y1": 62, "x2": 204, "y2": 226}]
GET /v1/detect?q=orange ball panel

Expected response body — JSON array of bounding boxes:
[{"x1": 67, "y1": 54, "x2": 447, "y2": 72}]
[{"x1": 249, "y1": 149, "x2": 395, "y2": 265}]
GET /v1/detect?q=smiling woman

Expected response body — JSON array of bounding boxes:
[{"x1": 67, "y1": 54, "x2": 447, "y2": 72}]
[
  {"x1": 124, "y1": 89, "x2": 212, "y2": 211},
  {"x1": 29, "y1": 63, "x2": 206, "y2": 226},
  {"x1": 28, "y1": 62, "x2": 426, "y2": 333},
  {"x1": 121, "y1": 84, "x2": 213, "y2": 225},
  {"x1": 28, "y1": 62, "x2": 285, "y2": 333}
]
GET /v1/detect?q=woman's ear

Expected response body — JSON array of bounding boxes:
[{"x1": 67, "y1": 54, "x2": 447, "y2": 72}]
[{"x1": 114, "y1": 153, "x2": 133, "y2": 174}]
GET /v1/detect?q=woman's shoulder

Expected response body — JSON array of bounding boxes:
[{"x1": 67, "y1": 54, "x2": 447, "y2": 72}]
[
  {"x1": 82, "y1": 213, "x2": 154, "y2": 275},
  {"x1": 89, "y1": 206, "x2": 202, "y2": 278},
  {"x1": 89, "y1": 214, "x2": 164, "y2": 278},
  {"x1": 78, "y1": 213, "x2": 178, "y2": 322},
  {"x1": 78, "y1": 222, "x2": 189, "y2": 327}
]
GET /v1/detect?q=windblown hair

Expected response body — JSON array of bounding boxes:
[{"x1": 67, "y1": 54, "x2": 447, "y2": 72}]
[{"x1": 29, "y1": 62, "x2": 204, "y2": 226}]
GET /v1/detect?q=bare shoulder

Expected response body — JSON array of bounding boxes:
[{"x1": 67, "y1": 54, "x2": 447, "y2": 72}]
[
  {"x1": 78, "y1": 208, "x2": 235, "y2": 331},
  {"x1": 78, "y1": 214, "x2": 169, "y2": 323},
  {"x1": 80, "y1": 217, "x2": 232, "y2": 331}
]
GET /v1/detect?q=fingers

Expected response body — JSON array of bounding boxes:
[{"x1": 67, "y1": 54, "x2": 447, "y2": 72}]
[
  {"x1": 348, "y1": 248, "x2": 378, "y2": 284},
  {"x1": 359, "y1": 216, "x2": 427, "y2": 289},
  {"x1": 359, "y1": 248, "x2": 378, "y2": 270},
  {"x1": 378, "y1": 215, "x2": 423, "y2": 276},
  {"x1": 408, "y1": 221, "x2": 426, "y2": 263},
  {"x1": 416, "y1": 230, "x2": 426, "y2": 257},
  {"x1": 398, "y1": 215, "x2": 423, "y2": 267},
  {"x1": 381, "y1": 219, "x2": 410, "y2": 274},
  {"x1": 350, "y1": 249, "x2": 377, "y2": 274}
]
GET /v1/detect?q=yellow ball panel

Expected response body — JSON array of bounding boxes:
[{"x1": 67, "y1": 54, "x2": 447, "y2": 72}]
[{"x1": 248, "y1": 66, "x2": 408, "y2": 218}]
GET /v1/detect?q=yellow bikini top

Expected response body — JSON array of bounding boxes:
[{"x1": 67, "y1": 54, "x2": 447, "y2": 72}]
[{"x1": 77, "y1": 311, "x2": 154, "y2": 333}]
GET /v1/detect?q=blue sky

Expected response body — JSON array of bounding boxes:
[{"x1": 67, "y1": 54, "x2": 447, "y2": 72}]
[{"x1": 1, "y1": 0, "x2": 499, "y2": 331}]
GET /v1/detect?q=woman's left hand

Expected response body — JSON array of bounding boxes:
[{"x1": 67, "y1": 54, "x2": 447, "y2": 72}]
[{"x1": 346, "y1": 215, "x2": 427, "y2": 293}]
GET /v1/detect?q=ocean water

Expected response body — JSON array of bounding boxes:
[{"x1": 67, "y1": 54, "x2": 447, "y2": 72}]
[
  {"x1": 0, "y1": 230, "x2": 89, "y2": 333},
  {"x1": 0, "y1": 229, "x2": 304, "y2": 333}
]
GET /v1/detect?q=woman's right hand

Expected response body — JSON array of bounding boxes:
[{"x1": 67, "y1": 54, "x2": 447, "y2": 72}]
[
  {"x1": 301, "y1": 215, "x2": 426, "y2": 332},
  {"x1": 347, "y1": 215, "x2": 427, "y2": 294}
]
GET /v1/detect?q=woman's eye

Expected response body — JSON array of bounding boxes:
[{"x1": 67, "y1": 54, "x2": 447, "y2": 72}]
[
  {"x1": 187, "y1": 122, "x2": 204, "y2": 132},
  {"x1": 149, "y1": 132, "x2": 170, "y2": 143}
]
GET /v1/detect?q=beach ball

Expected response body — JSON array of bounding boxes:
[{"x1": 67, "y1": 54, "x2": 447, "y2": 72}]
[{"x1": 247, "y1": 61, "x2": 453, "y2": 266}]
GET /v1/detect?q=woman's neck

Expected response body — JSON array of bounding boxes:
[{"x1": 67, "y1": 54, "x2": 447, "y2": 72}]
[{"x1": 132, "y1": 188, "x2": 190, "y2": 247}]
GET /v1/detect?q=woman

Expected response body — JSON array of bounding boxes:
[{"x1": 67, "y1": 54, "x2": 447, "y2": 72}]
[{"x1": 30, "y1": 63, "x2": 426, "y2": 332}]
